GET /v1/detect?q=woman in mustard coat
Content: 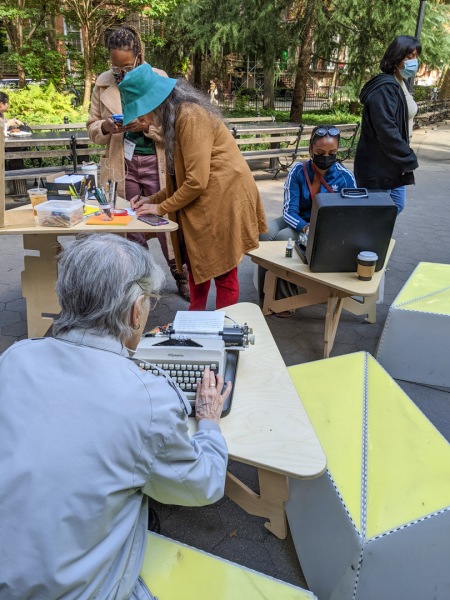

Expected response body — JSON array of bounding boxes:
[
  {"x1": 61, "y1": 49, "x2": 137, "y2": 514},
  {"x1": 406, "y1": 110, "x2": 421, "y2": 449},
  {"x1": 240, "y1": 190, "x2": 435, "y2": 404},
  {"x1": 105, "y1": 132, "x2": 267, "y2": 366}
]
[{"x1": 119, "y1": 63, "x2": 267, "y2": 310}]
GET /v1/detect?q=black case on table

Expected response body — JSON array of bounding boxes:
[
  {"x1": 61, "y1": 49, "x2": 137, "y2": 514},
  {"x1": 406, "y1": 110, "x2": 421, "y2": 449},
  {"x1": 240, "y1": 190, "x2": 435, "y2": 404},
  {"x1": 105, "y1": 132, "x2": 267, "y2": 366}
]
[{"x1": 302, "y1": 189, "x2": 397, "y2": 272}]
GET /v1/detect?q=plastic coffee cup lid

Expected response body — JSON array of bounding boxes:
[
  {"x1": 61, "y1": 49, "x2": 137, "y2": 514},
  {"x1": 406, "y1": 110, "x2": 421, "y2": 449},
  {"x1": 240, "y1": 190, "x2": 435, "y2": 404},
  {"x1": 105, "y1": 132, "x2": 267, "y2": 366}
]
[{"x1": 358, "y1": 251, "x2": 378, "y2": 261}]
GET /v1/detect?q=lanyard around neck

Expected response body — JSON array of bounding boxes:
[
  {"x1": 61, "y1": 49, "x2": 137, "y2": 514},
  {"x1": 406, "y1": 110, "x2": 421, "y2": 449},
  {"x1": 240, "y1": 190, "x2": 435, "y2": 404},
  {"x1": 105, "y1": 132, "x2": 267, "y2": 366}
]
[{"x1": 302, "y1": 161, "x2": 335, "y2": 199}]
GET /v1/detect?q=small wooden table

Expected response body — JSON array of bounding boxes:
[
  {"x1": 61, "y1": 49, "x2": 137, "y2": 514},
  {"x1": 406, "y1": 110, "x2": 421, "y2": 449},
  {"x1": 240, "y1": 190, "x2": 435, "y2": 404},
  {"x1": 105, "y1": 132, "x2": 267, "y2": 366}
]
[
  {"x1": 187, "y1": 302, "x2": 327, "y2": 539},
  {"x1": 248, "y1": 240, "x2": 395, "y2": 358},
  {"x1": 0, "y1": 204, "x2": 178, "y2": 338}
]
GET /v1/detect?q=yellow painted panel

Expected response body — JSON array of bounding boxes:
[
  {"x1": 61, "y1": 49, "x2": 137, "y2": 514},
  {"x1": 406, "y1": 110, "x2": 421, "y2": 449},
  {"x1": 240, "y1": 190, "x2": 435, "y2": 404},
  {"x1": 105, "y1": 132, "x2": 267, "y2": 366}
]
[
  {"x1": 365, "y1": 356, "x2": 450, "y2": 538},
  {"x1": 140, "y1": 533, "x2": 314, "y2": 599},
  {"x1": 397, "y1": 288, "x2": 450, "y2": 315},
  {"x1": 394, "y1": 262, "x2": 450, "y2": 312},
  {"x1": 289, "y1": 353, "x2": 365, "y2": 533}
]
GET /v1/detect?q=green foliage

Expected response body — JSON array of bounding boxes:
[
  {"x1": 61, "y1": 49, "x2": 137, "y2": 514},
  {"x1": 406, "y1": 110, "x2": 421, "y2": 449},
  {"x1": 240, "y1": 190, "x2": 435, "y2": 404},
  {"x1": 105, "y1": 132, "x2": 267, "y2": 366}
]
[
  {"x1": 413, "y1": 86, "x2": 431, "y2": 101},
  {"x1": 5, "y1": 84, "x2": 89, "y2": 124},
  {"x1": 314, "y1": 0, "x2": 450, "y2": 89},
  {"x1": 13, "y1": 41, "x2": 66, "y2": 88}
]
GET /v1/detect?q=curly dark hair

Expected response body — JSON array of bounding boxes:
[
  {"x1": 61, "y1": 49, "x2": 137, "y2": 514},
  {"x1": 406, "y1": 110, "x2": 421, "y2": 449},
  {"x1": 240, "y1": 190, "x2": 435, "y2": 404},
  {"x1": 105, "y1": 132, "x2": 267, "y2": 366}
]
[{"x1": 107, "y1": 25, "x2": 144, "y2": 64}]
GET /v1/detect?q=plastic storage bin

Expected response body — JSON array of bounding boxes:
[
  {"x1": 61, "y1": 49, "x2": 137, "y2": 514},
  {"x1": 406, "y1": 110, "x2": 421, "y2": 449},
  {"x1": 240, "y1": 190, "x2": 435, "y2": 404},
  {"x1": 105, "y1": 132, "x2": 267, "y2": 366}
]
[{"x1": 35, "y1": 200, "x2": 84, "y2": 228}]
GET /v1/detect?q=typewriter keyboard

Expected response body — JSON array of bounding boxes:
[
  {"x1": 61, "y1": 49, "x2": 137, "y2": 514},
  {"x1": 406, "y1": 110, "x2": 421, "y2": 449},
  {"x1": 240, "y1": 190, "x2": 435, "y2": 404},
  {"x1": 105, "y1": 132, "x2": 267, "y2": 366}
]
[{"x1": 136, "y1": 360, "x2": 220, "y2": 400}]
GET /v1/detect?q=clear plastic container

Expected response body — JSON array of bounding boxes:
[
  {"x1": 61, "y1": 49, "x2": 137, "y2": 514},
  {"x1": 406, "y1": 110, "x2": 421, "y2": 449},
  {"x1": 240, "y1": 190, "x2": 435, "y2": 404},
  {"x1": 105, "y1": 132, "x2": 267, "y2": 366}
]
[{"x1": 35, "y1": 200, "x2": 84, "y2": 228}]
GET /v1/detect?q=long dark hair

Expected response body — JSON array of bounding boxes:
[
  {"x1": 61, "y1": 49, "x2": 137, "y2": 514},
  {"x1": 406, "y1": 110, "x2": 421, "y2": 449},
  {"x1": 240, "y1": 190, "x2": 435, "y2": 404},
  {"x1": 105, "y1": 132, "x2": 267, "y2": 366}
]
[
  {"x1": 0, "y1": 92, "x2": 9, "y2": 104},
  {"x1": 380, "y1": 35, "x2": 421, "y2": 74},
  {"x1": 152, "y1": 78, "x2": 223, "y2": 175}
]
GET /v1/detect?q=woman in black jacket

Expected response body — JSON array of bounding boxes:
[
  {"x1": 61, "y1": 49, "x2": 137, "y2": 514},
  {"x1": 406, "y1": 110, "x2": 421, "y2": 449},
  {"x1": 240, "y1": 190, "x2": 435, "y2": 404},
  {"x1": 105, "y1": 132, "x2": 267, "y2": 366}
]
[{"x1": 354, "y1": 35, "x2": 421, "y2": 213}]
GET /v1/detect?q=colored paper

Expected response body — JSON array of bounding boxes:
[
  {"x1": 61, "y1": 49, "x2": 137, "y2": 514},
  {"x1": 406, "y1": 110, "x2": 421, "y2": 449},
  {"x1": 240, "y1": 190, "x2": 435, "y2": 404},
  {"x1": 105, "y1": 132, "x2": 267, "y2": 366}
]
[{"x1": 85, "y1": 215, "x2": 132, "y2": 226}]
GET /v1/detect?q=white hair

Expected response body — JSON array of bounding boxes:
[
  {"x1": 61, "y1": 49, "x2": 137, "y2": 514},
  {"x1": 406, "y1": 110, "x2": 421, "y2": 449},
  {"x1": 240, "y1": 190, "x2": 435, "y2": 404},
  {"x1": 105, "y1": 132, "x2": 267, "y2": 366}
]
[{"x1": 53, "y1": 233, "x2": 165, "y2": 341}]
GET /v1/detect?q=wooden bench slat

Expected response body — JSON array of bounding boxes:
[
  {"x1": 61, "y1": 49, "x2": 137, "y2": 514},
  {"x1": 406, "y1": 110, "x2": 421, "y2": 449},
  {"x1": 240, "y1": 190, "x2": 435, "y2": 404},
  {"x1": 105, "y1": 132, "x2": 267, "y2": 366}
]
[
  {"x1": 234, "y1": 135, "x2": 302, "y2": 146},
  {"x1": 28, "y1": 123, "x2": 87, "y2": 131},
  {"x1": 226, "y1": 116, "x2": 275, "y2": 124},
  {"x1": 6, "y1": 148, "x2": 105, "y2": 161}
]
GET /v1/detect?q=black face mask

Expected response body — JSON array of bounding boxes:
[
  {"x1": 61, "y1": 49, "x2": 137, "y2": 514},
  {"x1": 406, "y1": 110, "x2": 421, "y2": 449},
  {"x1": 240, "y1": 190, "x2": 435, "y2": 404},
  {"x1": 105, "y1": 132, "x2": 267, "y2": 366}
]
[{"x1": 312, "y1": 154, "x2": 337, "y2": 171}]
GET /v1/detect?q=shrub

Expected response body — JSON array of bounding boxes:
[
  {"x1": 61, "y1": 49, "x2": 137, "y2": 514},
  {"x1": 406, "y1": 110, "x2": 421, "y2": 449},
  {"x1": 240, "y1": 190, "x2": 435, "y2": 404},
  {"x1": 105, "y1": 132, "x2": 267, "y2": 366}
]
[{"x1": 5, "y1": 83, "x2": 89, "y2": 125}]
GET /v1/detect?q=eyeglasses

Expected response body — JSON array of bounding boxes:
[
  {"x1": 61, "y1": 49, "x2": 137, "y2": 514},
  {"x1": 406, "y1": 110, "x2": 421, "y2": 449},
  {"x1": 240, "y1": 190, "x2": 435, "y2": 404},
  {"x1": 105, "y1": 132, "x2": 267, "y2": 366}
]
[
  {"x1": 110, "y1": 57, "x2": 138, "y2": 76},
  {"x1": 137, "y1": 281, "x2": 161, "y2": 309},
  {"x1": 312, "y1": 126, "x2": 340, "y2": 139}
]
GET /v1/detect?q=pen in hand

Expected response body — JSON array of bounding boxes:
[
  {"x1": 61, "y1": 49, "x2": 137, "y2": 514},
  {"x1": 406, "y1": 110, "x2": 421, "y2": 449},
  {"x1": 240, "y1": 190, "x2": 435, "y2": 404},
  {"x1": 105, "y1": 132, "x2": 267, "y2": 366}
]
[{"x1": 131, "y1": 189, "x2": 143, "y2": 210}]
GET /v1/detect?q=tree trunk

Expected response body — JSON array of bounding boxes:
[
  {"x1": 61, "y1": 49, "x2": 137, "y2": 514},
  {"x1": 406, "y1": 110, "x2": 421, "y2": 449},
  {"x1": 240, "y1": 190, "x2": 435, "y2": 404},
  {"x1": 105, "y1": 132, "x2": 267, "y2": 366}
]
[
  {"x1": 290, "y1": 0, "x2": 316, "y2": 123},
  {"x1": 263, "y1": 63, "x2": 275, "y2": 110},
  {"x1": 17, "y1": 63, "x2": 27, "y2": 88},
  {"x1": 83, "y1": 69, "x2": 93, "y2": 109},
  {"x1": 192, "y1": 52, "x2": 202, "y2": 88}
]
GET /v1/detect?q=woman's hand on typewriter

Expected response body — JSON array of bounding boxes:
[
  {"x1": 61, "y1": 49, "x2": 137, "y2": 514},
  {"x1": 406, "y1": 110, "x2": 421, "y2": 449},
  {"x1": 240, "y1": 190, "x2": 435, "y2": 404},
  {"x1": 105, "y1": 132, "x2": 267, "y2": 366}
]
[{"x1": 195, "y1": 367, "x2": 232, "y2": 424}]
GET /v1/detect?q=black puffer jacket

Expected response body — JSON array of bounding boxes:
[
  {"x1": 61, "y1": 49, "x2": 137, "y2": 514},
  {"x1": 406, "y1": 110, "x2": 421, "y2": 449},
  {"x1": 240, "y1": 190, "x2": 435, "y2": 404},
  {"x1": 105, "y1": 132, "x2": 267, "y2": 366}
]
[{"x1": 354, "y1": 73, "x2": 418, "y2": 190}]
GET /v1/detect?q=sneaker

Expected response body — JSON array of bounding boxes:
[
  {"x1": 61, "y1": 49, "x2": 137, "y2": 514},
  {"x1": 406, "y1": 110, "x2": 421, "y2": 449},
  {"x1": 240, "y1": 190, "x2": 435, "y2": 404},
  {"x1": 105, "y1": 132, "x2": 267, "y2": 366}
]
[
  {"x1": 171, "y1": 264, "x2": 190, "y2": 301},
  {"x1": 271, "y1": 309, "x2": 295, "y2": 318}
]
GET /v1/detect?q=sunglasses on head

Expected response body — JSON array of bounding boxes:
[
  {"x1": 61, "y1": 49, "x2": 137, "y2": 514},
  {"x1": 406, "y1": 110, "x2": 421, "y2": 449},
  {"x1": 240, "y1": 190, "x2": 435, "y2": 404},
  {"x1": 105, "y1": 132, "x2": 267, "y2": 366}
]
[{"x1": 312, "y1": 126, "x2": 340, "y2": 139}]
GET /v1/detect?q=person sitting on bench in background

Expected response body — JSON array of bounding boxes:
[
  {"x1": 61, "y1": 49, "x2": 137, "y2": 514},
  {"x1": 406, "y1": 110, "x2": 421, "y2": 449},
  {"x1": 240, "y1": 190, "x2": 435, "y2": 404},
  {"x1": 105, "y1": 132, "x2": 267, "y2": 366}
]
[
  {"x1": 0, "y1": 234, "x2": 230, "y2": 600},
  {"x1": 258, "y1": 126, "x2": 356, "y2": 317},
  {"x1": 0, "y1": 92, "x2": 23, "y2": 132}
]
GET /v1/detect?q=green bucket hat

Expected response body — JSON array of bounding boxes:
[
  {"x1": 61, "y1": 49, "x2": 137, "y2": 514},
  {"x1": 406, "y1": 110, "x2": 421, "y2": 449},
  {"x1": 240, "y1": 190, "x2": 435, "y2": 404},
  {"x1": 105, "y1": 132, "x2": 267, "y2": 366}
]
[{"x1": 119, "y1": 63, "x2": 177, "y2": 125}]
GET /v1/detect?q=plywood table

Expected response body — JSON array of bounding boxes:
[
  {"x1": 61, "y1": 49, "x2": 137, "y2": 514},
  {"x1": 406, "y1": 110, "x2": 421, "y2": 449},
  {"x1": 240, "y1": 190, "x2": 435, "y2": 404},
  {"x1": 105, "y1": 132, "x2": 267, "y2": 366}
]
[
  {"x1": 0, "y1": 204, "x2": 178, "y2": 337},
  {"x1": 248, "y1": 240, "x2": 395, "y2": 358},
  {"x1": 187, "y1": 302, "x2": 327, "y2": 539}
]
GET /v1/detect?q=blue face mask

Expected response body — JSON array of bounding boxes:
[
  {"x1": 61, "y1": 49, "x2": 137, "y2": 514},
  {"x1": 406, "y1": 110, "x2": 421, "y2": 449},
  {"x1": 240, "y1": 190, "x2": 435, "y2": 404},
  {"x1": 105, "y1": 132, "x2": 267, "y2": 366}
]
[{"x1": 399, "y1": 58, "x2": 418, "y2": 79}]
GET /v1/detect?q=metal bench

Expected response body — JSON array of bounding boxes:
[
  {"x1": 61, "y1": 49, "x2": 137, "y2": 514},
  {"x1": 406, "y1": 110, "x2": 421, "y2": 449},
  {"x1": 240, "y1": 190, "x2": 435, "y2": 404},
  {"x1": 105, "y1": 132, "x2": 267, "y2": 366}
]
[{"x1": 413, "y1": 99, "x2": 449, "y2": 129}]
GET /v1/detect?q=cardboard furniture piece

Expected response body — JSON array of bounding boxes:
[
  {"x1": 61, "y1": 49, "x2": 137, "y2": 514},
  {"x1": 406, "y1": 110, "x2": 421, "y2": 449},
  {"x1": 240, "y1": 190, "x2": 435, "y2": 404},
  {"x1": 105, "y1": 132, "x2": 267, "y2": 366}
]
[
  {"x1": 140, "y1": 532, "x2": 317, "y2": 600},
  {"x1": 286, "y1": 352, "x2": 450, "y2": 600},
  {"x1": 376, "y1": 261, "x2": 450, "y2": 388}
]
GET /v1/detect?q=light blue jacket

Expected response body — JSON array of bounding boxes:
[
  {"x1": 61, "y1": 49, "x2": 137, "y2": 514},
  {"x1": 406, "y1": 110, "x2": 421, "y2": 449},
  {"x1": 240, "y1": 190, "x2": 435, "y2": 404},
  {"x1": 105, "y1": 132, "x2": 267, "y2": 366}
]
[{"x1": 0, "y1": 330, "x2": 228, "y2": 599}]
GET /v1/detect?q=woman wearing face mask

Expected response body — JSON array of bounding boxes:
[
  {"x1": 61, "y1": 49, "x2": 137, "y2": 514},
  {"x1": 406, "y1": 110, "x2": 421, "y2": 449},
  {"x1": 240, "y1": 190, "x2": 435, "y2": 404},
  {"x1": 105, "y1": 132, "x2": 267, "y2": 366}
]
[
  {"x1": 257, "y1": 126, "x2": 356, "y2": 316},
  {"x1": 354, "y1": 35, "x2": 421, "y2": 214},
  {"x1": 87, "y1": 25, "x2": 190, "y2": 301}
]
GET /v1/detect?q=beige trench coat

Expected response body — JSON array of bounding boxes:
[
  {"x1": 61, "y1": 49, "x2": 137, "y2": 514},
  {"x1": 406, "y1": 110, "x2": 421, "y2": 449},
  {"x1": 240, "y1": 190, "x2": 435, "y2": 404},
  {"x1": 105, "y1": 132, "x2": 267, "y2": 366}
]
[
  {"x1": 86, "y1": 69, "x2": 166, "y2": 197},
  {"x1": 152, "y1": 104, "x2": 267, "y2": 284}
]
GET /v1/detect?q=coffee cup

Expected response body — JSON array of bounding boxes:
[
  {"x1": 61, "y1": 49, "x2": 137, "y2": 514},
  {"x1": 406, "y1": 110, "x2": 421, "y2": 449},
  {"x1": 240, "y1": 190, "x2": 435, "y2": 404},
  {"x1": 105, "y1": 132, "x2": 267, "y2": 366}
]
[
  {"x1": 357, "y1": 251, "x2": 378, "y2": 281},
  {"x1": 81, "y1": 163, "x2": 98, "y2": 187},
  {"x1": 27, "y1": 188, "x2": 48, "y2": 216}
]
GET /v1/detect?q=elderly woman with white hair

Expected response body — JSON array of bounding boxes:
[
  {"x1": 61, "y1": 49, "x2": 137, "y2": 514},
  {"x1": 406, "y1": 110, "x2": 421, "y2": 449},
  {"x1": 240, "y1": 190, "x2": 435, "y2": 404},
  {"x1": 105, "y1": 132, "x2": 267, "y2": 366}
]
[{"x1": 0, "y1": 234, "x2": 230, "y2": 599}]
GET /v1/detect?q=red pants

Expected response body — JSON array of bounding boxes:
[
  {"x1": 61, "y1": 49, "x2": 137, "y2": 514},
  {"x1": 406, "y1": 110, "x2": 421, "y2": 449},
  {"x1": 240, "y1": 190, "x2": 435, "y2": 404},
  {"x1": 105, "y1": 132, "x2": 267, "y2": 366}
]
[{"x1": 187, "y1": 264, "x2": 240, "y2": 311}]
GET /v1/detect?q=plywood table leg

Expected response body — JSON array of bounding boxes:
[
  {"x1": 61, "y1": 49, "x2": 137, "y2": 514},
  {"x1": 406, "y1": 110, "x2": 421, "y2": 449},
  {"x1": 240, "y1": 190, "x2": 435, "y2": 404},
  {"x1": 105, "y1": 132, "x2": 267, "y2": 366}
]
[
  {"x1": 324, "y1": 291, "x2": 345, "y2": 358},
  {"x1": 225, "y1": 468, "x2": 289, "y2": 539},
  {"x1": 22, "y1": 234, "x2": 61, "y2": 337}
]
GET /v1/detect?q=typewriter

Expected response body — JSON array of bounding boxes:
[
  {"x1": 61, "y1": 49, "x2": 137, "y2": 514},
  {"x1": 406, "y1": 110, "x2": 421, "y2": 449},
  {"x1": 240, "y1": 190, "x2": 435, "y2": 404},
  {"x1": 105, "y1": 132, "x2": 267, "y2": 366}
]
[{"x1": 133, "y1": 311, "x2": 254, "y2": 417}]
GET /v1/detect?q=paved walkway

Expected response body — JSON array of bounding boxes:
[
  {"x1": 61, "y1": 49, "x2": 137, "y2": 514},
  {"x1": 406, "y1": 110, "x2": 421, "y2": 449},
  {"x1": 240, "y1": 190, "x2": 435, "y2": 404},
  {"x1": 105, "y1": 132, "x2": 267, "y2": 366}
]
[{"x1": 1, "y1": 120, "x2": 449, "y2": 589}]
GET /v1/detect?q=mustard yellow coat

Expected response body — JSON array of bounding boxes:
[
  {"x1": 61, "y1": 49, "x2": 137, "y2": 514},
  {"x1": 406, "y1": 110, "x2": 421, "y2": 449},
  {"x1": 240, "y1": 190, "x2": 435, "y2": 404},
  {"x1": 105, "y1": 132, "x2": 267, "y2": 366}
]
[{"x1": 153, "y1": 104, "x2": 267, "y2": 284}]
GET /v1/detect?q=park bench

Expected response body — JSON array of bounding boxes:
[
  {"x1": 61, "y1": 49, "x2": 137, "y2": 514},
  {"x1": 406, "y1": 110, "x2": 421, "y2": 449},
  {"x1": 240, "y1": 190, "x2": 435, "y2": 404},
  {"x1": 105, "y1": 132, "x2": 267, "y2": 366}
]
[
  {"x1": 4, "y1": 122, "x2": 105, "y2": 194},
  {"x1": 413, "y1": 99, "x2": 449, "y2": 129},
  {"x1": 231, "y1": 122, "x2": 303, "y2": 178},
  {"x1": 230, "y1": 121, "x2": 359, "y2": 178}
]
